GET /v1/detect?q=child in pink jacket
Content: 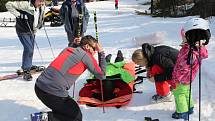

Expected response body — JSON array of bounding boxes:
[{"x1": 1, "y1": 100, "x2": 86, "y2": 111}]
[{"x1": 171, "y1": 18, "x2": 210, "y2": 120}]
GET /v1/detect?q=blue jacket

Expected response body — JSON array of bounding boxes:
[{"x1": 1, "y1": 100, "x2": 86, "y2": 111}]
[{"x1": 60, "y1": 0, "x2": 90, "y2": 36}]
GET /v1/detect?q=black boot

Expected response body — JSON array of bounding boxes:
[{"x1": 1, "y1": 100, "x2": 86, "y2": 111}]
[
  {"x1": 114, "y1": 50, "x2": 124, "y2": 63},
  {"x1": 144, "y1": 117, "x2": 152, "y2": 121},
  {"x1": 105, "y1": 54, "x2": 112, "y2": 63},
  {"x1": 31, "y1": 65, "x2": 45, "y2": 72},
  {"x1": 23, "y1": 70, "x2": 32, "y2": 81}
]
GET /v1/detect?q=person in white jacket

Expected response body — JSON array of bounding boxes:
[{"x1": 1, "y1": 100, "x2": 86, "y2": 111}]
[{"x1": 6, "y1": 0, "x2": 45, "y2": 81}]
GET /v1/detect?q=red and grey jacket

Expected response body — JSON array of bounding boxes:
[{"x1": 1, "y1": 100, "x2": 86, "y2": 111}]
[{"x1": 36, "y1": 47, "x2": 106, "y2": 97}]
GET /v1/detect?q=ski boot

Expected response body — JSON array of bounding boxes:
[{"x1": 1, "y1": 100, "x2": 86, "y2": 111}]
[
  {"x1": 114, "y1": 50, "x2": 124, "y2": 63},
  {"x1": 144, "y1": 117, "x2": 159, "y2": 121},
  {"x1": 188, "y1": 107, "x2": 194, "y2": 115},
  {"x1": 16, "y1": 65, "x2": 45, "y2": 75},
  {"x1": 151, "y1": 92, "x2": 173, "y2": 103},
  {"x1": 152, "y1": 119, "x2": 159, "y2": 121},
  {"x1": 144, "y1": 117, "x2": 152, "y2": 121},
  {"x1": 172, "y1": 112, "x2": 189, "y2": 120},
  {"x1": 31, "y1": 65, "x2": 46, "y2": 72},
  {"x1": 105, "y1": 54, "x2": 112, "y2": 63},
  {"x1": 16, "y1": 69, "x2": 23, "y2": 75},
  {"x1": 31, "y1": 112, "x2": 48, "y2": 121},
  {"x1": 23, "y1": 70, "x2": 32, "y2": 81}
]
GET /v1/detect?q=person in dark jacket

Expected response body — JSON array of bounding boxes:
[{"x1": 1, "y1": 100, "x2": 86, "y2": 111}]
[
  {"x1": 34, "y1": 35, "x2": 106, "y2": 121},
  {"x1": 60, "y1": 0, "x2": 90, "y2": 47},
  {"x1": 6, "y1": 0, "x2": 45, "y2": 81},
  {"x1": 132, "y1": 43, "x2": 179, "y2": 103}
]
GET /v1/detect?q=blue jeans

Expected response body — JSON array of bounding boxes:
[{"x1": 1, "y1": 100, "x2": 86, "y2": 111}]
[{"x1": 18, "y1": 33, "x2": 35, "y2": 70}]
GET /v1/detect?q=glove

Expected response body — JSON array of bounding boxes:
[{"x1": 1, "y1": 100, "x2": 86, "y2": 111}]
[{"x1": 148, "y1": 76, "x2": 155, "y2": 82}]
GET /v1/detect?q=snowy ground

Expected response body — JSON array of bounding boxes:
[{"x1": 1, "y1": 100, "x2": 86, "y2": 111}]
[{"x1": 0, "y1": 0, "x2": 215, "y2": 121}]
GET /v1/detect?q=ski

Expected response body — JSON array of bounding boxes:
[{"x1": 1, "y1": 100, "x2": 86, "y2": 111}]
[
  {"x1": 93, "y1": 11, "x2": 99, "y2": 41},
  {"x1": 0, "y1": 66, "x2": 45, "y2": 81},
  {"x1": 0, "y1": 73, "x2": 19, "y2": 81}
]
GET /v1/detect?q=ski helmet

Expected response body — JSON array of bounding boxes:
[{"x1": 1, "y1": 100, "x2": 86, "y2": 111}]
[
  {"x1": 184, "y1": 18, "x2": 209, "y2": 32},
  {"x1": 184, "y1": 18, "x2": 211, "y2": 46}
]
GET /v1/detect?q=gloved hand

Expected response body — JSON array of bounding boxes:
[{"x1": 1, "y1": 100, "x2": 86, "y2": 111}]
[{"x1": 148, "y1": 76, "x2": 155, "y2": 82}]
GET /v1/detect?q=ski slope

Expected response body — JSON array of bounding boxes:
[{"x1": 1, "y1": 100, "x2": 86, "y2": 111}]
[{"x1": 0, "y1": 0, "x2": 215, "y2": 121}]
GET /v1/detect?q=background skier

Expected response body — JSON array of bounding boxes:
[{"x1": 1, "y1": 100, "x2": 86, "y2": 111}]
[
  {"x1": 60, "y1": 0, "x2": 90, "y2": 47},
  {"x1": 5, "y1": 0, "x2": 45, "y2": 81}
]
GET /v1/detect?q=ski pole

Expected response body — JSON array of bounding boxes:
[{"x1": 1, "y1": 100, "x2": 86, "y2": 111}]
[
  {"x1": 188, "y1": 46, "x2": 194, "y2": 121},
  {"x1": 71, "y1": 10, "x2": 84, "y2": 98},
  {"x1": 94, "y1": 11, "x2": 105, "y2": 113},
  {"x1": 78, "y1": 14, "x2": 83, "y2": 37},
  {"x1": 93, "y1": 11, "x2": 99, "y2": 41},
  {"x1": 72, "y1": 82, "x2": 76, "y2": 98},
  {"x1": 43, "y1": 26, "x2": 55, "y2": 59},
  {"x1": 100, "y1": 79, "x2": 105, "y2": 113},
  {"x1": 26, "y1": 21, "x2": 44, "y2": 64},
  {"x1": 198, "y1": 41, "x2": 202, "y2": 121}
]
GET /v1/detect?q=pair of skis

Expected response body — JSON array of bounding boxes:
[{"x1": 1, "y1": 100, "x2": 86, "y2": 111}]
[{"x1": 0, "y1": 66, "x2": 45, "y2": 81}]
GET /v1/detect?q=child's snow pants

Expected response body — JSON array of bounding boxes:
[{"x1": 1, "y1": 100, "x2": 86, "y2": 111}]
[{"x1": 150, "y1": 64, "x2": 170, "y2": 96}]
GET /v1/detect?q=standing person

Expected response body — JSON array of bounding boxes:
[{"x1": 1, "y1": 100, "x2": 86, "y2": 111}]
[
  {"x1": 171, "y1": 18, "x2": 210, "y2": 120},
  {"x1": 132, "y1": 43, "x2": 179, "y2": 103},
  {"x1": 34, "y1": 35, "x2": 106, "y2": 121},
  {"x1": 60, "y1": 0, "x2": 90, "y2": 47},
  {"x1": 52, "y1": 0, "x2": 58, "y2": 6},
  {"x1": 5, "y1": 0, "x2": 45, "y2": 81},
  {"x1": 115, "y1": 0, "x2": 119, "y2": 10}
]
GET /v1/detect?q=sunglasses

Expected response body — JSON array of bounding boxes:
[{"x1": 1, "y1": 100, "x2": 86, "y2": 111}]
[{"x1": 72, "y1": 0, "x2": 77, "y2": 3}]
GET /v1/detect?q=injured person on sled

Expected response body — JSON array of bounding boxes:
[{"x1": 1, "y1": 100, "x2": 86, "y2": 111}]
[{"x1": 78, "y1": 50, "x2": 143, "y2": 108}]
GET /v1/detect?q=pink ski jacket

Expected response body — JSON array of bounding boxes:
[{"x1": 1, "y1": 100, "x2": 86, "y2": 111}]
[{"x1": 172, "y1": 43, "x2": 208, "y2": 85}]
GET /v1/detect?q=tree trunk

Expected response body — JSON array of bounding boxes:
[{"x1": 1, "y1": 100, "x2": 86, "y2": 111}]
[{"x1": 151, "y1": 0, "x2": 154, "y2": 14}]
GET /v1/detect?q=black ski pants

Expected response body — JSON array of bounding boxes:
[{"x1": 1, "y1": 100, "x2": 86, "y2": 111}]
[{"x1": 35, "y1": 85, "x2": 82, "y2": 121}]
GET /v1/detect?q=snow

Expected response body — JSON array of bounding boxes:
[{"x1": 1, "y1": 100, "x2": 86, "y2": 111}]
[{"x1": 0, "y1": 0, "x2": 215, "y2": 121}]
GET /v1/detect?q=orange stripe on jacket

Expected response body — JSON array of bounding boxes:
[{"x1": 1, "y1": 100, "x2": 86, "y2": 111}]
[{"x1": 50, "y1": 48, "x2": 74, "y2": 71}]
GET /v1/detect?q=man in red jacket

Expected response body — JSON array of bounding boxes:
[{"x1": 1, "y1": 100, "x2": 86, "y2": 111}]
[{"x1": 34, "y1": 35, "x2": 106, "y2": 121}]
